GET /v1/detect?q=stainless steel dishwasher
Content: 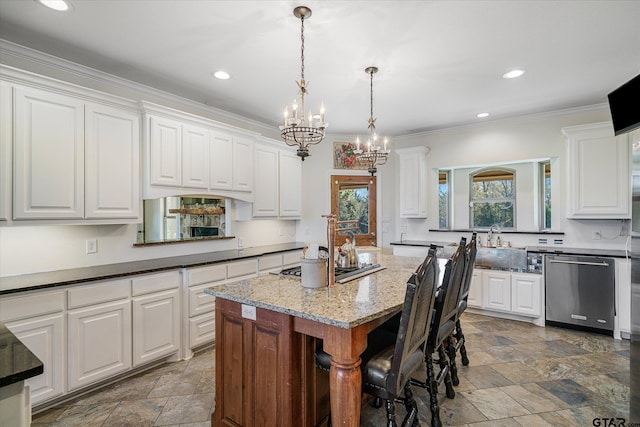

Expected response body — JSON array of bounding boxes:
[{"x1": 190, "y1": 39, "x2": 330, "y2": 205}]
[{"x1": 545, "y1": 254, "x2": 615, "y2": 335}]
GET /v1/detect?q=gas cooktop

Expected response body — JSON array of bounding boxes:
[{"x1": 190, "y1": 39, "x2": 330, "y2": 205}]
[{"x1": 275, "y1": 263, "x2": 385, "y2": 284}]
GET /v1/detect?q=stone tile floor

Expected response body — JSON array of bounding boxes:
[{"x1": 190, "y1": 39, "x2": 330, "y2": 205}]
[{"x1": 33, "y1": 313, "x2": 630, "y2": 426}]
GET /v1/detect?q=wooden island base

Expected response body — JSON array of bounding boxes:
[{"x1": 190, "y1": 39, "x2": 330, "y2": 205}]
[{"x1": 212, "y1": 298, "x2": 330, "y2": 427}]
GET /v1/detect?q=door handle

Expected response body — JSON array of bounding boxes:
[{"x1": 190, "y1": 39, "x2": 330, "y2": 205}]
[{"x1": 548, "y1": 259, "x2": 609, "y2": 267}]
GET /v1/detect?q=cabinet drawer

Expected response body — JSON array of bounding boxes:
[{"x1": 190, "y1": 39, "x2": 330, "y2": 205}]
[
  {"x1": 258, "y1": 254, "x2": 282, "y2": 272},
  {"x1": 132, "y1": 271, "x2": 180, "y2": 296},
  {"x1": 68, "y1": 279, "x2": 130, "y2": 309},
  {"x1": 189, "y1": 312, "x2": 216, "y2": 349},
  {"x1": 282, "y1": 250, "x2": 303, "y2": 267},
  {"x1": 189, "y1": 283, "x2": 216, "y2": 317},
  {"x1": 189, "y1": 264, "x2": 226, "y2": 286},
  {"x1": 227, "y1": 259, "x2": 257, "y2": 279},
  {"x1": 0, "y1": 290, "x2": 65, "y2": 322}
]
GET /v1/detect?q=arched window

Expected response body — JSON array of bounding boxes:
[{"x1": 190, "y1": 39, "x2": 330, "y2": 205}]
[{"x1": 469, "y1": 168, "x2": 515, "y2": 229}]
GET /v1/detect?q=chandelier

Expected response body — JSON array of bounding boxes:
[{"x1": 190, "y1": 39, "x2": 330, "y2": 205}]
[
  {"x1": 354, "y1": 66, "x2": 390, "y2": 176},
  {"x1": 279, "y1": 6, "x2": 327, "y2": 161}
]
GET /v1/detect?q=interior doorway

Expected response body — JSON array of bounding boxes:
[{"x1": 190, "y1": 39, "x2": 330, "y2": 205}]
[{"x1": 331, "y1": 175, "x2": 377, "y2": 247}]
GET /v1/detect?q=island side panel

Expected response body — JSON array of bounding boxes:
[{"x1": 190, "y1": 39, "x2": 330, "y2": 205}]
[{"x1": 213, "y1": 298, "x2": 328, "y2": 426}]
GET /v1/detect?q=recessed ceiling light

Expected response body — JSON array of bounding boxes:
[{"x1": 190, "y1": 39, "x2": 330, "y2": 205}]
[
  {"x1": 503, "y1": 69, "x2": 526, "y2": 79},
  {"x1": 37, "y1": 0, "x2": 70, "y2": 11},
  {"x1": 477, "y1": 112, "x2": 490, "y2": 118},
  {"x1": 213, "y1": 71, "x2": 230, "y2": 80}
]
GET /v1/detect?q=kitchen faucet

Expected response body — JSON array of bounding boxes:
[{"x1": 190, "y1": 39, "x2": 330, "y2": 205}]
[{"x1": 487, "y1": 224, "x2": 501, "y2": 247}]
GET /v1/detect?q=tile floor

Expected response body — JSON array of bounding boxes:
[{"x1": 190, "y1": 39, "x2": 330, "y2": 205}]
[{"x1": 32, "y1": 313, "x2": 630, "y2": 426}]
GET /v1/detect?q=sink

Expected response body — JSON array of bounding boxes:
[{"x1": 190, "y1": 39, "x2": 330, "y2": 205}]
[{"x1": 474, "y1": 246, "x2": 527, "y2": 270}]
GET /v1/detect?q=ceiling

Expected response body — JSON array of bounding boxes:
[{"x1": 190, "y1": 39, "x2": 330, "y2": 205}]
[{"x1": 0, "y1": 0, "x2": 638, "y2": 136}]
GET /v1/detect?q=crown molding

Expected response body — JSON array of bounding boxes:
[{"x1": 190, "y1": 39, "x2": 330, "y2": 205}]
[{"x1": 0, "y1": 39, "x2": 277, "y2": 137}]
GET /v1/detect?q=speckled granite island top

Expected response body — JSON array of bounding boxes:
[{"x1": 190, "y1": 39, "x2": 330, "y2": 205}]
[{"x1": 205, "y1": 253, "x2": 425, "y2": 329}]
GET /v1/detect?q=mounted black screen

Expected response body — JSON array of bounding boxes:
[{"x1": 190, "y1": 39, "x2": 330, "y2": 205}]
[{"x1": 608, "y1": 73, "x2": 640, "y2": 135}]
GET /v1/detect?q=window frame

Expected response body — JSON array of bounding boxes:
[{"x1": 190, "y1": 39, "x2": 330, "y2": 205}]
[
  {"x1": 438, "y1": 170, "x2": 451, "y2": 230},
  {"x1": 469, "y1": 167, "x2": 516, "y2": 230},
  {"x1": 539, "y1": 161, "x2": 551, "y2": 230}
]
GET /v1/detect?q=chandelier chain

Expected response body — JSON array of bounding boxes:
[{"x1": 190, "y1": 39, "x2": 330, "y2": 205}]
[
  {"x1": 300, "y1": 15, "x2": 305, "y2": 83},
  {"x1": 369, "y1": 69, "x2": 375, "y2": 132}
]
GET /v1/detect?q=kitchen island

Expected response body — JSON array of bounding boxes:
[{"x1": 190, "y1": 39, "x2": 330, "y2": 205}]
[{"x1": 205, "y1": 253, "x2": 424, "y2": 427}]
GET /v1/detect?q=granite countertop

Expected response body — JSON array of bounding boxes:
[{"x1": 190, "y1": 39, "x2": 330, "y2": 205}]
[
  {"x1": 0, "y1": 322, "x2": 43, "y2": 387},
  {"x1": 0, "y1": 242, "x2": 306, "y2": 295},
  {"x1": 205, "y1": 253, "x2": 426, "y2": 330}
]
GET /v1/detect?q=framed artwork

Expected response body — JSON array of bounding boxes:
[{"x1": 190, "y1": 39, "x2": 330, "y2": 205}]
[{"x1": 333, "y1": 141, "x2": 368, "y2": 170}]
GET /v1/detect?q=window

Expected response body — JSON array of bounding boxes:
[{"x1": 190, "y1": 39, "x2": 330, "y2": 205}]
[
  {"x1": 331, "y1": 175, "x2": 377, "y2": 246},
  {"x1": 438, "y1": 170, "x2": 450, "y2": 229},
  {"x1": 470, "y1": 168, "x2": 515, "y2": 229},
  {"x1": 540, "y1": 161, "x2": 551, "y2": 229}
]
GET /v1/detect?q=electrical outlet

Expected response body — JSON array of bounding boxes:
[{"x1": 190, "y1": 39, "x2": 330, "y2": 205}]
[
  {"x1": 592, "y1": 231, "x2": 602, "y2": 240},
  {"x1": 238, "y1": 237, "x2": 244, "y2": 248},
  {"x1": 400, "y1": 224, "x2": 408, "y2": 233},
  {"x1": 241, "y1": 304, "x2": 256, "y2": 320},
  {"x1": 85, "y1": 239, "x2": 97, "y2": 254}
]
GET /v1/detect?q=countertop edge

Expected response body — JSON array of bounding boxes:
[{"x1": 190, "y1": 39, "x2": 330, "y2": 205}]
[
  {"x1": 0, "y1": 322, "x2": 44, "y2": 387},
  {"x1": 0, "y1": 242, "x2": 306, "y2": 295}
]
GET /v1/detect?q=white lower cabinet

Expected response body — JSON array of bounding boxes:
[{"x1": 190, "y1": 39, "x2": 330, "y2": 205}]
[
  {"x1": 5, "y1": 313, "x2": 65, "y2": 405},
  {"x1": 0, "y1": 290, "x2": 66, "y2": 406},
  {"x1": 466, "y1": 270, "x2": 482, "y2": 308},
  {"x1": 474, "y1": 269, "x2": 543, "y2": 319},
  {"x1": 482, "y1": 270, "x2": 512, "y2": 312},
  {"x1": 184, "y1": 264, "x2": 226, "y2": 356},
  {"x1": 511, "y1": 273, "x2": 543, "y2": 316},
  {"x1": 131, "y1": 269, "x2": 181, "y2": 367},
  {"x1": 67, "y1": 299, "x2": 132, "y2": 390}
]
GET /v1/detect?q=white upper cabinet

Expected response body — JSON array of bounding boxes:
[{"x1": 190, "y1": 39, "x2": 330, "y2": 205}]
[
  {"x1": 0, "y1": 81, "x2": 11, "y2": 221},
  {"x1": 85, "y1": 103, "x2": 140, "y2": 219},
  {"x1": 149, "y1": 115, "x2": 182, "y2": 188},
  {"x1": 396, "y1": 146, "x2": 429, "y2": 218},
  {"x1": 142, "y1": 102, "x2": 256, "y2": 201},
  {"x1": 232, "y1": 136, "x2": 253, "y2": 192},
  {"x1": 182, "y1": 123, "x2": 210, "y2": 189},
  {"x1": 564, "y1": 122, "x2": 630, "y2": 219},
  {"x1": 14, "y1": 85, "x2": 85, "y2": 219},
  {"x1": 279, "y1": 149, "x2": 302, "y2": 218},
  {"x1": 251, "y1": 141, "x2": 301, "y2": 219},
  {"x1": 210, "y1": 131, "x2": 233, "y2": 190},
  {"x1": 253, "y1": 144, "x2": 279, "y2": 216},
  {"x1": 4, "y1": 67, "x2": 141, "y2": 224}
]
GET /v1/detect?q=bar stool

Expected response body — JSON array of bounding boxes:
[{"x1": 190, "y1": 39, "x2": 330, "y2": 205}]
[{"x1": 316, "y1": 247, "x2": 439, "y2": 427}]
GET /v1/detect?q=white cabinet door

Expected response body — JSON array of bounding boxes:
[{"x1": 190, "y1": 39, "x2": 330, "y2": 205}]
[
  {"x1": 482, "y1": 270, "x2": 511, "y2": 312},
  {"x1": 182, "y1": 124, "x2": 209, "y2": 189},
  {"x1": 466, "y1": 269, "x2": 482, "y2": 308},
  {"x1": 511, "y1": 273, "x2": 542, "y2": 317},
  {"x1": 210, "y1": 131, "x2": 233, "y2": 190},
  {"x1": 132, "y1": 288, "x2": 180, "y2": 367},
  {"x1": 14, "y1": 86, "x2": 84, "y2": 219},
  {"x1": 564, "y1": 122, "x2": 630, "y2": 218},
  {"x1": 396, "y1": 147, "x2": 429, "y2": 218},
  {"x1": 67, "y1": 299, "x2": 132, "y2": 391},
  {"x1": 85, "y1": 103, "x2": 140, "y2": 219},
  {"x1": 5, "y1": 314, "x2": 65, "y2": 405},
  {"x1": 0, "y1": 81, "x2": 11, "y2": 221},
  {"x1": 232, "y1": 137, "x2": 253, "y2": 191},
  {"x1": 253, "y1": 144, "x2": 279, "y2": 217},
  {"x1": 149, "y1": 115, "x2": 182, "y2": 188},
  {"x1": 279, "y1": 150, "x2": 302, "y2": 218}
]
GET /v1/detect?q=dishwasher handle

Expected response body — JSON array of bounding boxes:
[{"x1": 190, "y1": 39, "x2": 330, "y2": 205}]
[{"x1": 548, "y1": 259, "x2": 610, "y2": 267}]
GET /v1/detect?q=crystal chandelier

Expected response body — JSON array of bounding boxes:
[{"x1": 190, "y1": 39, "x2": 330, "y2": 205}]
[
  {"x1": 354, "y1": 66, "x2": 390, "y2": 176},
  {"x1": 279, "y1": 6, "x2": 327, "y2": 161}
]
